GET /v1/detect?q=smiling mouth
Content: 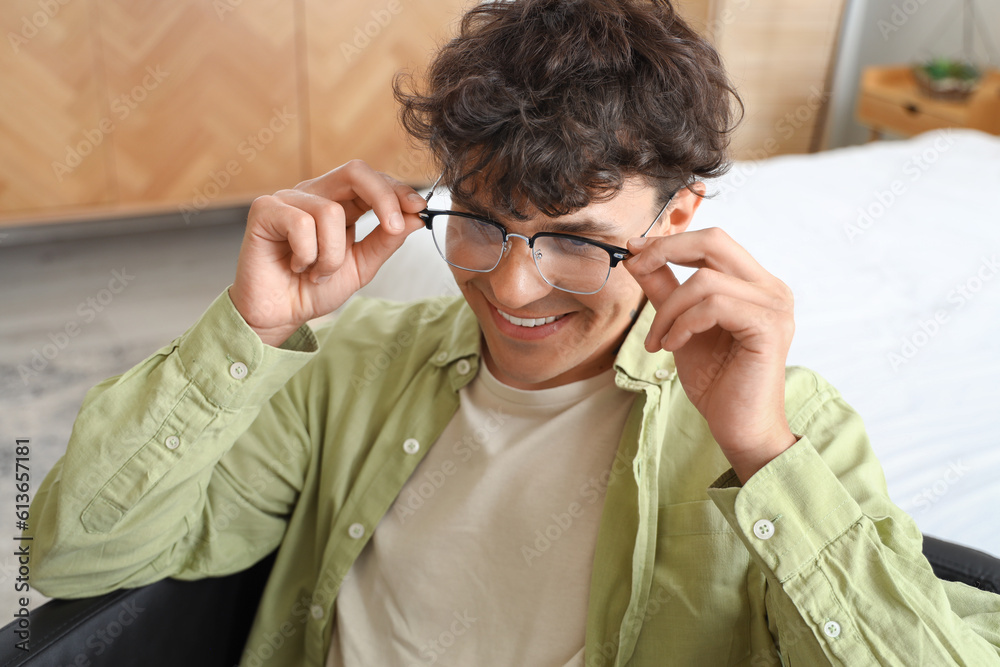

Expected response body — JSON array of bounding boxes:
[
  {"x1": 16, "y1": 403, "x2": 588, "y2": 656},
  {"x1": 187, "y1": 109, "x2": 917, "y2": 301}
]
[{"x1": 496, "y1": 308, "x2": 567, "y2": 328}]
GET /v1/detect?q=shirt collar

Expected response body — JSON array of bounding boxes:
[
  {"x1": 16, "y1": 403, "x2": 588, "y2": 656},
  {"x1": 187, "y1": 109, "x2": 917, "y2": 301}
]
[
  {"x1": 428, "y1": 297, "x2": 482, "y2": 365},
  {"x1": 613, "y1": 299, "x2": 677, "y2": 390}
]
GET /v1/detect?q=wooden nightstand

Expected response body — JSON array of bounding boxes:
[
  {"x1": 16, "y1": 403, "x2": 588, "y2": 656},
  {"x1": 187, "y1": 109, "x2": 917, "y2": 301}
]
[{"x1": 856, "y1": 65, "x2": 1000, "y2": 140}]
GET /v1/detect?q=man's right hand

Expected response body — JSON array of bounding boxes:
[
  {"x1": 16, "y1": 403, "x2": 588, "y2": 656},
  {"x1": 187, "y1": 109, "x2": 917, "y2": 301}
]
[{"x1": 228, "y1": 160, "x2": 429, "y2": 347}]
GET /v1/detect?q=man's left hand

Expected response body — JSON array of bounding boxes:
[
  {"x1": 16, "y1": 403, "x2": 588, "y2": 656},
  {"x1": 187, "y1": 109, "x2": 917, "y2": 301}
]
[{"x1": 625, "y1": 227, "x2": 798, "y2": 484}]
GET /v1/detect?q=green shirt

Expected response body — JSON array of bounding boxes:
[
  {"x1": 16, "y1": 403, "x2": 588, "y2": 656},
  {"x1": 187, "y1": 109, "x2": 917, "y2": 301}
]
[{"x1": 28, "y1": 287, "x2": 1000, "y2": 666}]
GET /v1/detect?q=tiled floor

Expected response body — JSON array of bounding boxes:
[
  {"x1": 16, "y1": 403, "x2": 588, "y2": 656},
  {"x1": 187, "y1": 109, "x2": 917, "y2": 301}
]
[{"x1": 1, "y1": 212, "x2": 250, "y2": 615}]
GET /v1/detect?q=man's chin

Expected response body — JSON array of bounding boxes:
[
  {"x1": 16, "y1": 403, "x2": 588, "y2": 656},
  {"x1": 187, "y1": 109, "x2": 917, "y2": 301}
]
[
  {"x1": 481, "y1": 337, "x2": 592, "y2": 389},
  {"x1": 477, "y1": 332, "x2": 541, "y2": 374}
]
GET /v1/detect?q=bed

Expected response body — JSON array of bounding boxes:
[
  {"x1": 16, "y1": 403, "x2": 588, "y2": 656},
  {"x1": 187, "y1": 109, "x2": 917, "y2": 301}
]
[{"x1": 348, "y1": 127, "x2": 1000, "y2": 556}]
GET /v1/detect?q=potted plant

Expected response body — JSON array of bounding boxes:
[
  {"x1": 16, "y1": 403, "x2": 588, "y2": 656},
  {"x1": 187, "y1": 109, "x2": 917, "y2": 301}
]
[{"x1": 913, "y1": 57, "x2": 982, "y2": 101}]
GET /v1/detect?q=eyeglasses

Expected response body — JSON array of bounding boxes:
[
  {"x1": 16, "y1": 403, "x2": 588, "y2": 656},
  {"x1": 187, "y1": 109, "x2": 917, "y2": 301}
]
[{"x1": 418, "y1": 175, "x2": 675, "y2": 295}]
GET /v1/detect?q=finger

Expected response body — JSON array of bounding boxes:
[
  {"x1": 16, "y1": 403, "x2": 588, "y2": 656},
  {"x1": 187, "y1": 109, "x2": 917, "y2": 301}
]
[
  {"x1": 644, "y1": 268, "x2": 790, "y2": 350},
  {"x1": 659, "y1": 295, "x2": 792, "y2": 353},
  {"x1": 297, "y1": 160, "x2": 426, "y2": 234},
  {"x1": 342, "y1": 172, "x2": 430, "y2": 221},
  {"x1": 260, "y1": 199, "x2": 319, "y2": 275},
  {"x1": 624, "y1": 249, "x2": 681, "y2": 307},
  {"x1": 309, "y1": 196, "x2": 348, "y2": 284},
  {"x1": 270, "y1": 190, "x2": 350, "y2": 283},
  {"x1": 350, "y1": 210, "x2": 426, "y2": 288},
  {"x1": 386, "y1": 172, "x2": 433, "y2": 212},
  {"x1": 626, "y1": 227, "x2": 766, "y2": 283}
]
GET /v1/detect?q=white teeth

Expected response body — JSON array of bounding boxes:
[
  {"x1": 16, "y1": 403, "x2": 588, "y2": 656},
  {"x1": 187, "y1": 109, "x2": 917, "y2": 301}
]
[{"x1": 497, "y1": 308, "x2": 564, "y2": 328}]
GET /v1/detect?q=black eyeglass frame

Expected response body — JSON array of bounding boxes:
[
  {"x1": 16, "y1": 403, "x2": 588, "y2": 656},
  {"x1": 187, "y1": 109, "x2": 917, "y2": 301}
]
[{"x1": 417, "y1": 175, "x2": 678, "y2": 294}]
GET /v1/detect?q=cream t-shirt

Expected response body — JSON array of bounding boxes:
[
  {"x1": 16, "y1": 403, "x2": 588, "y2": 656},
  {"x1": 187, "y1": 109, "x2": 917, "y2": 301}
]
[{"x1": 326, "y1": 360, "x2": 635, "y2": 667}]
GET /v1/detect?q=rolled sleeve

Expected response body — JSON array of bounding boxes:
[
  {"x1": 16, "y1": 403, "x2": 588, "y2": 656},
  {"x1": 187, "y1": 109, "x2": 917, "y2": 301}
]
[
  {"x1": 707, "y1": 436, "x2": 864, "y2": 583},
  {"x1": 706, "y1": 395, "x2": 1000, "y2": 665},
  {"x1": 177, "y1": 286, "x2": 318, "y2": 409}
]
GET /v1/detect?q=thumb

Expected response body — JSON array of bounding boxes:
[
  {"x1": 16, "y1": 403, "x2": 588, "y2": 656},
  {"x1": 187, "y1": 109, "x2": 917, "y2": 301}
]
[
  {"x1": 400, "y1": 187, "x2": 429, "y2": 213},
  {"x1": 351, "y1": 211, "x2": 425, "y2": 287},
  {"x1": 624, "y1": 243, "x2": 680, "y2": 307}
]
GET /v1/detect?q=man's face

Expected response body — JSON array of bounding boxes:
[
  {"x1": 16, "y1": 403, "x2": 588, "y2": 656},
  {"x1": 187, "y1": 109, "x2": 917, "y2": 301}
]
[{"x1": 447, "y1": 176, "x2": 697, "y2": 390}]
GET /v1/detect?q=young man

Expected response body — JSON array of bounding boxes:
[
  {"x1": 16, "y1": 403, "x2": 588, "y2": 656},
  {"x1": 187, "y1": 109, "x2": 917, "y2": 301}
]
[{"x1": 29, "y1": 0, "x2": 1000, "y2": 665}]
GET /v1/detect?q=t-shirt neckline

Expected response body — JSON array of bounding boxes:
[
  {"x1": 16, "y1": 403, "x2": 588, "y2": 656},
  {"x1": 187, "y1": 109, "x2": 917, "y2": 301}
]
[{"x1": 476, "y1": 359, "x2": 618, "y2": 407}]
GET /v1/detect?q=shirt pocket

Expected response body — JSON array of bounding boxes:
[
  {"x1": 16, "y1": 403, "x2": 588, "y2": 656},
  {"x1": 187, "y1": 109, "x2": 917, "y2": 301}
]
[{"x1": 631, "y1": 500, "x2": 754, "y2": 665}]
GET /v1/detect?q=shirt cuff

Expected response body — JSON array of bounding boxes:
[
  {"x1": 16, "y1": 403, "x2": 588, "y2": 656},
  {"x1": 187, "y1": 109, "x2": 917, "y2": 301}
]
[
  {"x1": 176, "y1": 286, "x2": 319, "y2": 409},
  {"x1": 706, "y1": 436, "x2": 864, "y2": 582}
]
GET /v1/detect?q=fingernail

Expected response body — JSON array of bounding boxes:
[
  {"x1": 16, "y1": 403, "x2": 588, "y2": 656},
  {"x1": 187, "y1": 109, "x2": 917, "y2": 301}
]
[
  {"x1": 407, "y1": 192, "x2": 425, "y2": 204},
  {"x1": 314, "y1": 275, "x2": 331, "y2": 285},
  {"x1": 389, "y1": 212, "x2": 403, "y2": 231},
  {"x1": 629, "y1": 237, "x2": 647, "y2": 248}
]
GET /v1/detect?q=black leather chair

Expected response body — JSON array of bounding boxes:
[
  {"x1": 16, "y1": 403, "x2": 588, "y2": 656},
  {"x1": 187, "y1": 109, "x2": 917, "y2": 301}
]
[
  {"x1": 0, "y1": 553, "x2": 276, "y2": 667},
  {"x1": 2, "y1": 536, "x2": 997, "y2": 666}
]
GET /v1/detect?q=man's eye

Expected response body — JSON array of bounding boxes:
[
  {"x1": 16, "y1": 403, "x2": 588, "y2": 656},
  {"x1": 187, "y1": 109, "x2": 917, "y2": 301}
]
[
  {"x1": 471, "y1": 222, "x2": 492, "y2": 237},
  {"x1": 551, "y1": 236, "x2": 599, "y2": 256}
]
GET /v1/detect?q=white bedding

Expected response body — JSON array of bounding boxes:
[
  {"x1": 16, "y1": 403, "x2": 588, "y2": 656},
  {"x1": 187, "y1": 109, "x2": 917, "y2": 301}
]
[{"x1": 346, "y1": 128, "x2": 1000, "y2": 556}]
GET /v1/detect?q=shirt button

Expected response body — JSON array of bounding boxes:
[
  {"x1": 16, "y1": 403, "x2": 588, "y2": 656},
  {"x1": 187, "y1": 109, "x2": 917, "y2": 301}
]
[
  {"x1": 164, "y1": 435, "x2": 180, "y2": 450},
  {"x1": 456, "y1": 359, "x2": 472, "y2": 375},
  {"x1": 752, "y1": 519, "x2": 775, "y2": 540},
  {"x1": 823, "y1": 620, "x2": 841, "y2": 638},
  {"x1": 434, "y1": 351, "x2": 448, "y2": 363},
  {"x1": 402, "y1": 438, "x2": 420, "y2": 455},
  {"x1": 348, "y1": 523, "x2": 365, "y2": 539},
  {"x1": 310, "y1": 604, "x2": 324, "y2": 620},
  {"x1": 654, "y1": 369, "x2": 671, "y2": 380},
  {"x1": 229, "y1": 361, "x2": 248, "y2": 379}
]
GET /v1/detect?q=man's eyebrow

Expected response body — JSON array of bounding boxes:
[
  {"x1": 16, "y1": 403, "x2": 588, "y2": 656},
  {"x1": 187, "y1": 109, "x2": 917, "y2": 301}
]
[
  {"x1": 543, "y1": 217, "x2": 619, "y2": 237},
  {"x1": 449, "y1": 196, "x2": 620, "y2": 238},
  {"x1": 449, "y1": 195, "x2": 492, "y2": 219}
]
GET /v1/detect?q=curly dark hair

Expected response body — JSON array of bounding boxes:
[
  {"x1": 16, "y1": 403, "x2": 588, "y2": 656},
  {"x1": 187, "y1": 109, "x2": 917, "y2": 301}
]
[{"x1": 394, "y1": 0, "x2": 743, "y2": 220}]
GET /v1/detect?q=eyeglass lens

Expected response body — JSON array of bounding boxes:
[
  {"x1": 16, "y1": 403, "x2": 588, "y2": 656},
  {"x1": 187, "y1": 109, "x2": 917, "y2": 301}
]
[{"x1": 430, "y1": 214, "x2": 611, "y2": 294}]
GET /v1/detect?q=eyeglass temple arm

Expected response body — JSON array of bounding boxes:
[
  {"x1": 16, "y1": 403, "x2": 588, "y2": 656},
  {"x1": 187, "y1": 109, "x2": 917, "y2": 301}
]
[
  {"x1": 640, "y1": 190, "x2": 678, "y2": 237},
  {"x1": 424, "y1": 173, "x2": 445, "y2": 204}
]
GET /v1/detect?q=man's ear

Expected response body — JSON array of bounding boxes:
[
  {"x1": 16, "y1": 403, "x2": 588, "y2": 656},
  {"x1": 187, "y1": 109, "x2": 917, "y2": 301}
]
[{"x1": 661, "y1": 181, "x2": 705, "y2": 235}]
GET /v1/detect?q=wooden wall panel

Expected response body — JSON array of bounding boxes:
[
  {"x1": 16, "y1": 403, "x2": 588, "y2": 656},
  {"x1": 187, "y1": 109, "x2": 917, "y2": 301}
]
[
  {"x1": 0, "y1": 0, "x2": 113, "y2": 216},
  {"x1": 0, "y1": 0, "x2": 846, "y2": 227},
  {"x1": 303, "y1": 0, "x2": 471, "y2": 188},
  {"x1": 95, "y1": 0, "x2": 302, "y2": 212}
]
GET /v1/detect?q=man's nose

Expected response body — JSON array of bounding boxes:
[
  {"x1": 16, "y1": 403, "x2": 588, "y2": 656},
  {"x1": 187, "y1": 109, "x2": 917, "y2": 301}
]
[{"x1": 488, "y1": 235, "x2": 554, "y2": 308}]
